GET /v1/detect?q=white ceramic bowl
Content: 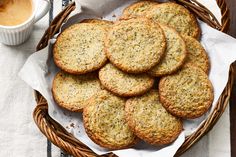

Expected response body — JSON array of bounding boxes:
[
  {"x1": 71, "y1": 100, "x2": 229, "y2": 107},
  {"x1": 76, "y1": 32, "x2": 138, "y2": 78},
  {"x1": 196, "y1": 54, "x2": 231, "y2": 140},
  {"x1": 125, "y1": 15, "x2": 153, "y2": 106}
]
[{"x1": 0, "y1": 0, "x2": 50, "y2": 45}]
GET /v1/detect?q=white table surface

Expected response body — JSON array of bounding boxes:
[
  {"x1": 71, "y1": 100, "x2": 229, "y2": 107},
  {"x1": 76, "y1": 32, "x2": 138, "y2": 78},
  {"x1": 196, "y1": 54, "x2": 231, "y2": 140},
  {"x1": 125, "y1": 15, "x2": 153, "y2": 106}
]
[{"x1": 0, "y1": 0, "x2": 231, "y2": 157}]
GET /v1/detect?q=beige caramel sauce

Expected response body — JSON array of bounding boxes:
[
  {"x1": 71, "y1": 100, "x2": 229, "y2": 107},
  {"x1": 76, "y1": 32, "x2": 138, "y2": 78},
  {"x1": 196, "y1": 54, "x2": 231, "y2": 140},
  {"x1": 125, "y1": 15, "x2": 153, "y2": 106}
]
[{"x1": 0, "y1": 0, "x2": 33, "y2": 26}]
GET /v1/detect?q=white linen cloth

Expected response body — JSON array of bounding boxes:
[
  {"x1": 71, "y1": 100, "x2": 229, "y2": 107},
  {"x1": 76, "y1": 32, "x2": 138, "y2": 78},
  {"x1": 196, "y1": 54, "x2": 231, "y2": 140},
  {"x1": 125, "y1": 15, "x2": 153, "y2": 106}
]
[{"x1": 0, "y1": 0, "x2": 231, "y2": 157}]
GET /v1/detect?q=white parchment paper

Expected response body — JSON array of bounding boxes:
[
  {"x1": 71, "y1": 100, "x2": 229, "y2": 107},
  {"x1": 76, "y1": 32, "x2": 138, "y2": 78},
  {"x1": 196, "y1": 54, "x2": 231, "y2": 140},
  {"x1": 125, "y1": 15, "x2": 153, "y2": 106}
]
[{"x1": 19, "y1": 0, "x2": 236, "y2": 156}]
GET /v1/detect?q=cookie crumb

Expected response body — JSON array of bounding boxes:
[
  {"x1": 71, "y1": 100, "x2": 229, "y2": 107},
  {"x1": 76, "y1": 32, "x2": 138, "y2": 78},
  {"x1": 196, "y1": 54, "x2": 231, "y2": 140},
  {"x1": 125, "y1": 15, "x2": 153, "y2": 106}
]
[{"x1": 70, "y1": 123, "x2": 75, "y2": 128}]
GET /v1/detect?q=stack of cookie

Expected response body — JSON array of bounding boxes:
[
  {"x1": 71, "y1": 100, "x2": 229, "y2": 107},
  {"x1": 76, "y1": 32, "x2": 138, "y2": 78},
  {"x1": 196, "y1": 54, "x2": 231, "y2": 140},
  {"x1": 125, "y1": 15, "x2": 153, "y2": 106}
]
[{"x1": 52, "y1": 1, "x2": 214, "y2": 150}]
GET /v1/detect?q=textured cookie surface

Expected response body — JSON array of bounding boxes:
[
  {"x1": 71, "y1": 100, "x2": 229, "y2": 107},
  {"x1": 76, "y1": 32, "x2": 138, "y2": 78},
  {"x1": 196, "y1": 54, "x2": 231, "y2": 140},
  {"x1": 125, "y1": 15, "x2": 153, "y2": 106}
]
[
  {"x1": 99, "y1": 63, "x2": 154, "y2": 97},
  {"x1": 146, "y1": 3, "x2": 200, "y2": 39},
  {"x1": 159, "y1": 64, "x2": 214, "y2": 119},
  {"x1": 53, "y1": 23, "x2": 107, "y2": 74},
  {"x1": 121, "y1": 0, "x2": 158, "y2": 19},
  {"x1": 105, "y1": 18, "x2": 166, "y2": 73},
  {"x1": 125, "y1": 90, "x2": 182, "y2": 145},
  {"x1": 52, "y1": 71, "x2": 101, "y2": 112},
  {"x1": 81, "y1": 19, "x2": 113, "y2": 29},
  {"x1": 83, "y1": 90, "x2": 138, "y2": 149},
  {"x1": 183, "y1": 35, "x2": 210, "y2": 73},
  {"x1": 148, "y1": 24, "x2": 186, "y2": 77}
]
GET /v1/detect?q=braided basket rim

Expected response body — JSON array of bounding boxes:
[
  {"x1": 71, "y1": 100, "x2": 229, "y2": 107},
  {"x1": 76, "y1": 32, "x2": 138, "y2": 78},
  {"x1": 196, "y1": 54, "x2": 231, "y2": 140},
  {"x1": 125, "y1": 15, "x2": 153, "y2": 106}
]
[{"x1": 33, "y1": 0, "x2": 232, "y2": 156}]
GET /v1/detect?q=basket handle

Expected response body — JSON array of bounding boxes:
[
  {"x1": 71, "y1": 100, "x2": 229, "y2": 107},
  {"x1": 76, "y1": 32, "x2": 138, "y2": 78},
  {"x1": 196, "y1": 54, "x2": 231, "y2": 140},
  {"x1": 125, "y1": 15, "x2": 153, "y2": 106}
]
[
  {"x1": 36, "y1": 2, "x2": 76, "y2": 51},
  {"x1": 33, "y1": 95, "x2": 104, "y2": 156},
  {"x1": 175, "y1": 65, "x2": 234, "y2": 156},
  {"x1": 173, "y1": 0, "x2": 230, "y2": 32}
]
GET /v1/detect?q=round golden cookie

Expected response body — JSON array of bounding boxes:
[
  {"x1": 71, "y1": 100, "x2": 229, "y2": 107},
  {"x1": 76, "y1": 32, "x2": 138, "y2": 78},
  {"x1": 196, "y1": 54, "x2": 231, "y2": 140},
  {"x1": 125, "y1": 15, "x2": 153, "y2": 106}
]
[
  {"x1": 148, "y1": 24, "x2": 187, "y2": 77},
  {"x1": 125, "y1": 90, "x2": 183, "y2": 145},
  {"x1": 52, "y1": 71, "x2": 102, "y2": 112},
  {"x1": 146, "y1": 2, "x2": 200, "y2": 39},
  {"x1": 53, "y1": 23, "x2": 107, "y2": 74},
  {"x1": 81, "y1": 19, "x2": 113, "y2": 29},
  {"x1": 183, "y1": 35, "x2": 210, "y2": 73},
  {"x1": 121, "y1": 0, "x2": 159, "y2": 19},
  {"x1": 83, "y1": 90, "x2": 139, "y2": 149},
  {"x1": 105, "y1": 18, "x2": 166, "y2": 73},
  {"x1": 159, "y1": 64, "x2": 214, "y2": 119},
  {"x1": 99, "y1": 63, "x2": 154, "y2": 97}
]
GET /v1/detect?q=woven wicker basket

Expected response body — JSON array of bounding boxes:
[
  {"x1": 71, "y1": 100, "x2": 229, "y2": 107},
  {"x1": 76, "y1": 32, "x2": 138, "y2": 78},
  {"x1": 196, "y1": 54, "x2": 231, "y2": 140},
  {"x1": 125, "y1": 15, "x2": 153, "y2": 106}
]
[{"x1": 33, "y1": 0, "x2": 233, "y2": 156}]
